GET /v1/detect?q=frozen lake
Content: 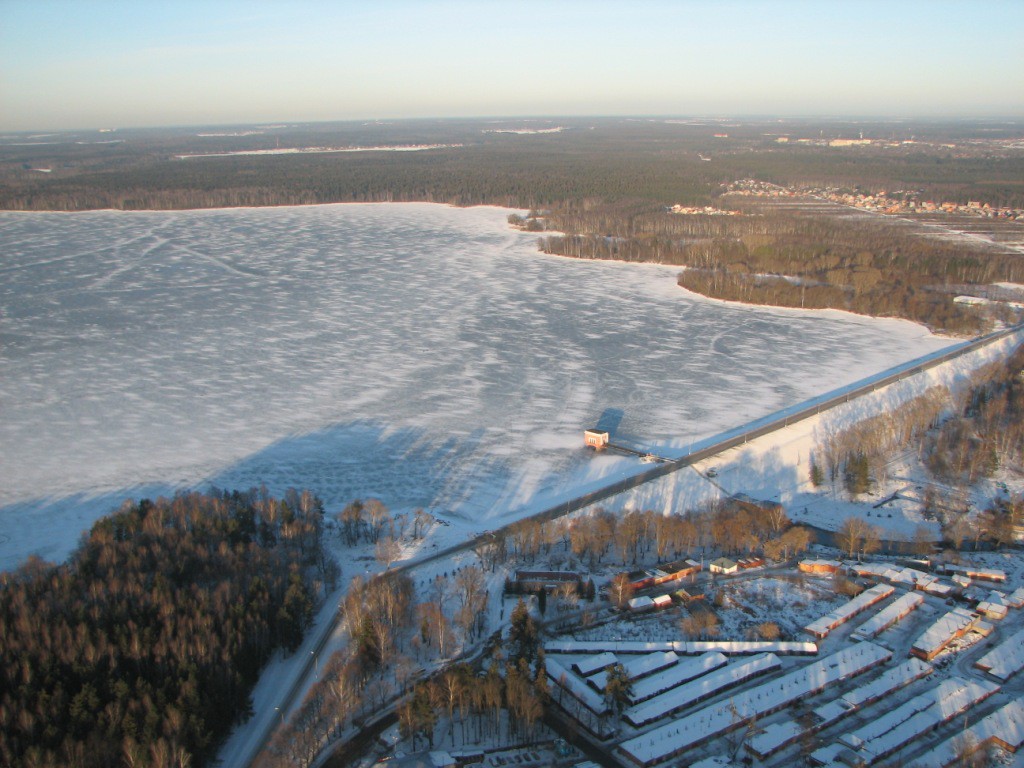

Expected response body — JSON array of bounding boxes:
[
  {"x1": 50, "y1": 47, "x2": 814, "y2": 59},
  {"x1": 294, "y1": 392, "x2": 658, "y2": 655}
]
[{"x1": 0, "y1": 203, "x2": 952, "y2": 570}]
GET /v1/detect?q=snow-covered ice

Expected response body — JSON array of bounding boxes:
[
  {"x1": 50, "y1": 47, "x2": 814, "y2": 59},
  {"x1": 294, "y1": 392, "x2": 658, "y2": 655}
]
[{"x1": 0, "y1": 203, "x2": 956, "y2": 570}]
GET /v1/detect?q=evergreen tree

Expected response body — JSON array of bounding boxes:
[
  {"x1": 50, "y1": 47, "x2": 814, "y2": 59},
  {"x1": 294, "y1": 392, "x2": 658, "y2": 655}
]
[
  {"x1": 810, "y1": 456, "x2": 824, "y2": 487},
  {"x1": 508, "y1": 598, "x2": 539, "y2": 667},
  {"x1": 604, "y1": 664, "x2": 634, "y2": 716},
  {"x1": 843, "y1": 452, "x2": 871, "y2": 495}
]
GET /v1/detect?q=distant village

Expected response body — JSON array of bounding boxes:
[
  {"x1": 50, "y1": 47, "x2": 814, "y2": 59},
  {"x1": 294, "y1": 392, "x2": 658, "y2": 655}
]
[
  {"x1": 723, "y1": 178, "x2": 1023, "y2": 220},
  {"x1": 669, "y1": 204, "x2": 743, "y2": 216}
]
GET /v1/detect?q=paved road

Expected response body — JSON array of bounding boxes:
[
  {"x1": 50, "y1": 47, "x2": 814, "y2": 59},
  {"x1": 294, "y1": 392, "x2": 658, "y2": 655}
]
[{"x1": 247, "y1": 322, "x2": 1024, "y2": 767}]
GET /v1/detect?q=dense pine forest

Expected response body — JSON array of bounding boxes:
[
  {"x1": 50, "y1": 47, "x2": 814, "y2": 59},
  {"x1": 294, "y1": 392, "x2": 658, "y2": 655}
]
[{"x1": 0, "y1": 489, "x2": 330, "y2": 768}]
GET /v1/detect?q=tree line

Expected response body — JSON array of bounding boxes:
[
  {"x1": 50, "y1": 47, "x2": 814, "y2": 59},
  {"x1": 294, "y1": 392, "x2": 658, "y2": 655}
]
[
  {"x1": 491, "y1": 504, "x2": 811, "y2": 578},
  {"x1": 6, "y1": 119, "x2": 1021, "y2": 213},
  {"x1": 538, "y1": 203, "x2": 1024, "y2": 334},
  {"x1": 0, "y1": 488, "x2": 329, "y2": 768}
]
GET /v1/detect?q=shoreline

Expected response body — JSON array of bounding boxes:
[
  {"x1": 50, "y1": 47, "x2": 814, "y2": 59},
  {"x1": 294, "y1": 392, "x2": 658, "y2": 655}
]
[{"x1": 0, "y1": 199, "x2": 518, "y2": 216}]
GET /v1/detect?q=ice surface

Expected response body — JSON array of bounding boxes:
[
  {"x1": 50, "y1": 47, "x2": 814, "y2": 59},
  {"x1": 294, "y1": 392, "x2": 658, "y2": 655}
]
[{"x1": 0, "y1": 203, "x2": 953, "y2": 570}]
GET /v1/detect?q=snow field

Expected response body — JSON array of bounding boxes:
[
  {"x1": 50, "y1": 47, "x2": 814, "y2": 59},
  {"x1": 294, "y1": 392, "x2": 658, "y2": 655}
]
[{"x1": 0, "y1": 203, "x2": 960, "y2": 571}]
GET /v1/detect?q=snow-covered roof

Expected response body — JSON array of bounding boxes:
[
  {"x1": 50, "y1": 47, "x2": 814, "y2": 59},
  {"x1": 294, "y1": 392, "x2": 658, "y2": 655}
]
[
  {"x1": 681, "y1": 640, "x2": 818, "y2": 655},
  {"x1": 913, "y1": 698, "x2": 1024, "y2": 766},
  {"x1": 746, "y1": 720, "x2": 805, "y2": 760},
  {"x1": 920, "y1": 580, "x2": 953, "y2": 596},
  {"x1": 545, "y1": 658, "x2": 608, "y2": 715},
  {"x1": 759, "y1": 660, "x2": 935, "y2": 760},
  {"x1": 942, "y1": 564, "x2": 1007, "y2": 582},
  {"x1": 623, "y1": 653, "x2": 781, "y2": 728},
  {"x1": 835, "y1": 676, "x2": 999, "y2": 756},
  {"x1": 975, "y1": 625, "x2": 1024, "y2": 680},
  {"x1": 850, "y1": 562, "x2": 955, "y2": 595},
  {"x1": 977, "y1": 601, "x2": 1009, "y2": 619},
  {"x1": 546, "y1": 640, "x2": 675, "y2": 654},
  {"x1": 590, "y1": 651, "x2": 680, "y2": 692},
  {"x1": 974, "y1": 619, "x2": 995, "y2": 636},
  {"x1": 627, "y1": 652, "x2": 728, "y2": 704},
  {"x1": 572, "y1": 651, "x2": 617, "y2": 677},
  {"x1": 849, "y1": 562, "x2": 899, "y2": 580},
  {"x1": 808, "y1": 742, "x2": 845, "y2": 767},
  {"x1": 836, "y1": 657, "x2": 933, "y2": 710},
  {"x1": 624, "y1": 650, "x2": 678, "y2": 680},
  {"x1": 544, "y1": 640, "x2": 816, "y2": 656},
  {"x1": 628, "y1": 596, "x2": 655, "y2": 611},
  {"x1": 804, "y1": 583, "x2": 894, "y2": 638},
  {"x1": 846, "y1": 677, "x2": 999, "y2": 763},
  {"x1": 618, "y1": 642, "x2": 891, "y2": 765},
  {"x1": 850, "y1": 590, "x2": 924, "y2": 641},
  {"x1": 911, "y1": 607, "x2": 978, "y2": 657}
]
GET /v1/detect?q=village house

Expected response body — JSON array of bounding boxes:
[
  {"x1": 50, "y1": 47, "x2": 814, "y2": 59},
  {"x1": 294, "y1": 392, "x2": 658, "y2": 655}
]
[
  {"x1": 709, "y1": 557, "x2": 738, "y2": 575},
  {"x1": 798, "y1": 558, "x2": 842, "y2": 575},
  {"x1": 511, "y1": 570, "x2": 583, "y2": 594}
]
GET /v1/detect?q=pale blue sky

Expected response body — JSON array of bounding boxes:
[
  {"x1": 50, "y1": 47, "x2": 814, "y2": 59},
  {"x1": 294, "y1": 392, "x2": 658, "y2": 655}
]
[{"x1": 1, "y1": 0, "x2": 1021, "y2": 131}]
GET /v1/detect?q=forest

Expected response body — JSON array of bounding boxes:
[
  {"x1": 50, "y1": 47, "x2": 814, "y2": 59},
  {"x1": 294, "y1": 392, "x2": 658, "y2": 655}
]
[
  {"x1": 538, "y1": 202, "x2": 1024, "y2": 334},
  {"x1": 0, "y1": 488, "x2": 331, "y2": 768},
  {"x1": 2, "y1": 118, "x2": 1022, "y2": 211}
]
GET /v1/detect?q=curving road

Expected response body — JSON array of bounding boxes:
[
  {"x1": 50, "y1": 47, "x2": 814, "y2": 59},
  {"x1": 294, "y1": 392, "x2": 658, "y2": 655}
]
[{"x1": 247, "y1": 322, "x2": 1024, "y2": 767}]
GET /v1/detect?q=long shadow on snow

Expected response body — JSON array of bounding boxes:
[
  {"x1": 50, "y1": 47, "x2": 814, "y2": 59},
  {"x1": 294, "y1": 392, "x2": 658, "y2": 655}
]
[{"x1": 0, "y1": 420, "x2": 509, "y2": 568}]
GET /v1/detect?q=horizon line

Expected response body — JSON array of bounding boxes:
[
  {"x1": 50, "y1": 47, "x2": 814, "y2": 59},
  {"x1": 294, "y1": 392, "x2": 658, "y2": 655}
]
[{"x1": 4, "y1": 112, "x2": 1023, "y2": 135}]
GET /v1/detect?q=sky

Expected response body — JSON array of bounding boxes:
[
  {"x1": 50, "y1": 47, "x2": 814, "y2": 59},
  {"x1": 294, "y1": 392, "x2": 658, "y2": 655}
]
[{"x1": 1, "y1": 0, "x2": 1022, "y2": 131}]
